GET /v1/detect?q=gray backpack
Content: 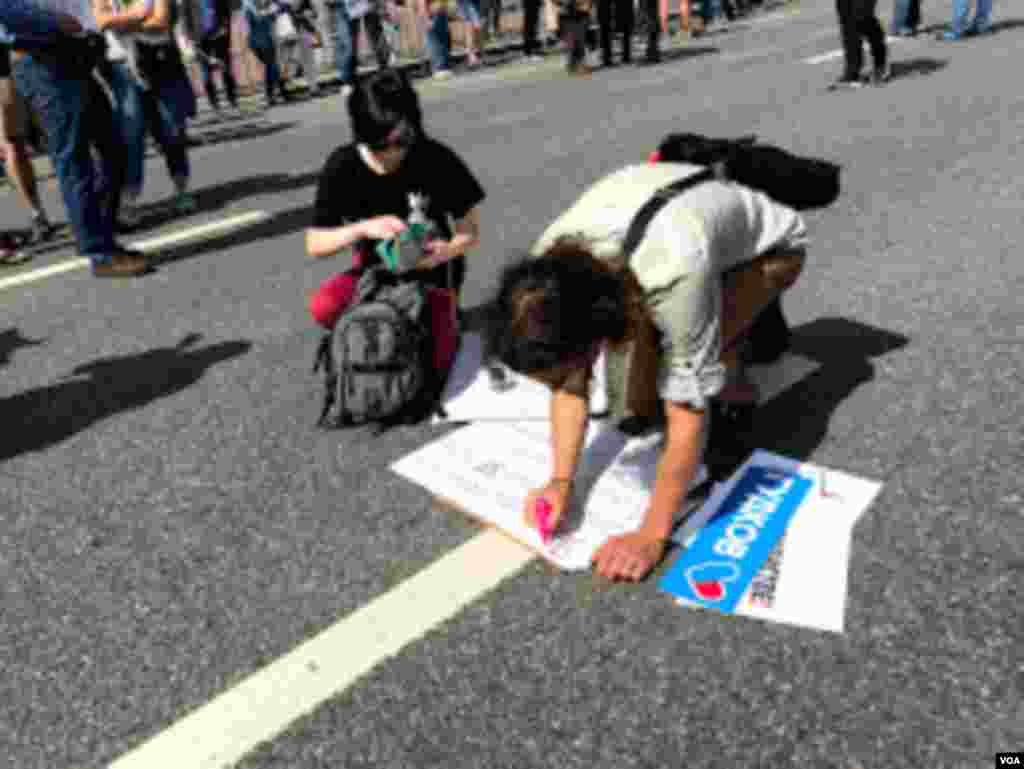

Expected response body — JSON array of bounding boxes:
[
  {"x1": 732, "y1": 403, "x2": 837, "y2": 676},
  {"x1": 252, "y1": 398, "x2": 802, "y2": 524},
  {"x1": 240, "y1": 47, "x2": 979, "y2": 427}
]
[{"x1": 313, "y1": 268, "x2": 437, "y2": 428}]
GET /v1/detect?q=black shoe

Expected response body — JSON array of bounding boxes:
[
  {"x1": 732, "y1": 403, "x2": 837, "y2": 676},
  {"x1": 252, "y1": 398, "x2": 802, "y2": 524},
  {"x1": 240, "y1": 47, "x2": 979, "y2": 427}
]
[
  {"x1": 640, "y1": 50, "x2": 661, "y2": 65},
  {"x1": 871, "y1": 62, "x2": 892, "y2": 85},
  {"x1": 28, "y1": 213, "x2": 57, "y2": 245}
]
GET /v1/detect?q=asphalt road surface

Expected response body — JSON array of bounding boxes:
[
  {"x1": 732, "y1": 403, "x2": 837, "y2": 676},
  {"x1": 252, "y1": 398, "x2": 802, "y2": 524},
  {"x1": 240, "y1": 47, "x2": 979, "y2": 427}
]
[{"x1": 1, "y1": 1, "x2": 1022, "y2": 767}]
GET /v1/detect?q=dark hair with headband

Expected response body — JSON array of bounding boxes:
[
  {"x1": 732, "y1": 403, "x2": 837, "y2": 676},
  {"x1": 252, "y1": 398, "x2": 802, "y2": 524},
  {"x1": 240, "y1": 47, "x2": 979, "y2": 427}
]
[
  {"x1": 487, "y1": 238, "x2": 644, "y2": 378},
  {"x1": 347, "y1": 69, "x2": 424, "y2": 147}
]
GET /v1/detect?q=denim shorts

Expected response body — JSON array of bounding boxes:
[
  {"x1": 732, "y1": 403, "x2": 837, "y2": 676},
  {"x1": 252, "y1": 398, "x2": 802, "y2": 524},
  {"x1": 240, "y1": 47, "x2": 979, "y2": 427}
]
[{"x1": 455, "y1": 0, "x2": 482, "y2": 25}]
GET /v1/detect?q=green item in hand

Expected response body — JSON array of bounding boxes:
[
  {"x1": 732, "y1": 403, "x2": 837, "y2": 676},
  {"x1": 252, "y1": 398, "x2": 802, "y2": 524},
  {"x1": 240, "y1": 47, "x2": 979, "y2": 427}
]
[{"x1": 374, "y1": 222, "x2": 431, "y2": 272}]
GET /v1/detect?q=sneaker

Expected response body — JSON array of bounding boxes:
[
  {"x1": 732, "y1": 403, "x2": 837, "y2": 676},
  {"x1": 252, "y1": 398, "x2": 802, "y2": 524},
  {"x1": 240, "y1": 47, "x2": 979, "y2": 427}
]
[
  {"x1": 525, "y1": 53, "x2": 545, "y2": 63},
  {"x1": 871, "y1": 62, "x2": 892, "y2": 85},
  {"x1": 937, "y1": 30, "x2": 962, "y2": 40},
  {"x1": 828, "y1": 75, "x2": 865, "y2": 90},
  {"x1": 119, "y1": 202, "x2": 142, "y2": 230},
  {"x1": 91, "y1": 249, "x2": 149, "y2": 278},
  {"x1": 340, "y1": 84, "x2": 355, "y2": 99},
  {"x1": 432, "y1": 69, "x2": 453, "y2": 80},
  {"x1": 29, "y1": 213, "x2": 57, "y2": 244},
  {"x1": 174, "y1": 191, "x2": 197, "y2": 215}
]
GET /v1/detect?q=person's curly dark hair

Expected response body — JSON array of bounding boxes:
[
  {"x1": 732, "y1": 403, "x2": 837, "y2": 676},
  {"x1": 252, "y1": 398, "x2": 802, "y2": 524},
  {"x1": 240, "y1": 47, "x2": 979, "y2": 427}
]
[{"x1": 486, "y1": 237, "x2": 644, "y2": 376}]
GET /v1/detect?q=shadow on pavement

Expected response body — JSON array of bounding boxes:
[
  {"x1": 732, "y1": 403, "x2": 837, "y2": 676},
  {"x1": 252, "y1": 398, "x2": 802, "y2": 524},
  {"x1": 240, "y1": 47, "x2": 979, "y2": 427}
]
[
  {"x1": 184, "y1": 118, "x2": 298, "y2": 150},
  {"x1": 0, "y1": 328, "x2": 46, "y2": 369},
  {"x1": 150, "y1": 205, "x2": 312, "y2": 266},
  {"x1": 0, "y1": 334, "x2": 251, "y2": 462},
  {"x1": 125, "y1": 170, "x2": 319, "y2": 232},
  {"x1": 745, "y1": 317, "x2": 911, "y2": 466},
  {"x1": 890, "y1": 57, "x2": 948, "y2": 80},
  {"x1": 704, "y1": 317, "x2": 910, "y2": 476}
]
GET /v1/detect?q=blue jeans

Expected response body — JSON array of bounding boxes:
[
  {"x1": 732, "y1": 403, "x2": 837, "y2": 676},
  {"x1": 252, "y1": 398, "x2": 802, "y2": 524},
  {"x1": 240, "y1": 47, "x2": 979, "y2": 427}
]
[
  {"x1": 333, "y1": 2, "x2": 356, "y2": 83},
  {"x1": 890, "y1": 0, "x2": 920, "y2": 31},
  {"x1": 11, "y1": 55, "x2": 121, "y2": 261},
  {"x1": 103, "y1": 60, "x2": 191, "y2": 193},
  {"x1": 424, "y1": 11, "x2": 451, "y2": 72},
  {"x1": 951, "y1": 0, "x2": 991, "y2": 34}
]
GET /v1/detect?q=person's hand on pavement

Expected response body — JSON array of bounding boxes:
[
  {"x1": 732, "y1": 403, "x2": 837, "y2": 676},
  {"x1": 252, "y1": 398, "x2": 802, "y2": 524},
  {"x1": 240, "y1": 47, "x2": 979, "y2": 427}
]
[{"x1": 592, "y1": 529, "x2": 668, "y2": 582}]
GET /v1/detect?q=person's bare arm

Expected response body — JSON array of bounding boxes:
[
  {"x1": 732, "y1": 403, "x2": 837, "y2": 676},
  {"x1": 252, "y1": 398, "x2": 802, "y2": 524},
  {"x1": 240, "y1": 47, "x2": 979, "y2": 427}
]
[
  {"x1": 92, "y1": 0, "x2": 150, "y2": 32},
  {"x1": 639, "y1": 400, "x2": 705, "y2": 540},
  {"x1": 305, "y1": 216, "x2": 408, "y2": 259}
]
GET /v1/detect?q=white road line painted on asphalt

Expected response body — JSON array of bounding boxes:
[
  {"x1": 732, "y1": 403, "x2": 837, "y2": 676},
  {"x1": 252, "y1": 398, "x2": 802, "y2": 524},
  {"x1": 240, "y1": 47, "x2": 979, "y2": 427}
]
[
  {"x1": 0, "y1": 211, "x2": 270, "y2": 292},
  {"x1": 108, "y1": 528, "x2": 536, "y2": 769},
  {"x1": 804, "y1": 35, "x2": 915, "y2": 64}
]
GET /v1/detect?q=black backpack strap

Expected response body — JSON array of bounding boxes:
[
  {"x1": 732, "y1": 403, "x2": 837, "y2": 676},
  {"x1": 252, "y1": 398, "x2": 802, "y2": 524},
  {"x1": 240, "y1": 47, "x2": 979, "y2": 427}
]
[
  {"x1": 313, "y1": 333, "x2": 336, "y2": 428},
  {"x1": 621, "y1": 168, "x2": 717, "y2": 259}
]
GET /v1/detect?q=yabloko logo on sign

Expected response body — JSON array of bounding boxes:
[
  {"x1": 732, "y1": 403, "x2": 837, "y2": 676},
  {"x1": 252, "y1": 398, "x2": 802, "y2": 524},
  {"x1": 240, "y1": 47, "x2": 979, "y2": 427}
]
[{"x1": 660, "y1": 466, "x2": 812, "y2": 613}]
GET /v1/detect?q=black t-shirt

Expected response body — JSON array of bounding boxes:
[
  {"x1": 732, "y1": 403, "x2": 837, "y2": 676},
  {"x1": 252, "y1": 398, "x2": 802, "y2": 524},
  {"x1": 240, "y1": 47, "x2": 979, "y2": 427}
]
[
  {"x1": 313, "y1": 136, "x2": 485, "y2": 247},
  {"x1": 0, "y1": 46, "x2": 11, "y2": 80}
]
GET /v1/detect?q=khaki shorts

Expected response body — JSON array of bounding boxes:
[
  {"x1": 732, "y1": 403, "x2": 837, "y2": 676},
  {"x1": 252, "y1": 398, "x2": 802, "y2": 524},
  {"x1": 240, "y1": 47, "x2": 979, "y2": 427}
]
[{"x1": 0, "y1": 78, "x2": 32, "y2": 143}]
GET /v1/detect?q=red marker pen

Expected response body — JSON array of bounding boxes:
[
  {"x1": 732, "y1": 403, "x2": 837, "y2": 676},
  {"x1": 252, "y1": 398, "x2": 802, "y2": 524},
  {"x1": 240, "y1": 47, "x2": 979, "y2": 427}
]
[{"x1": 535, "y1": 497, "x2": 554, "y2": 544}]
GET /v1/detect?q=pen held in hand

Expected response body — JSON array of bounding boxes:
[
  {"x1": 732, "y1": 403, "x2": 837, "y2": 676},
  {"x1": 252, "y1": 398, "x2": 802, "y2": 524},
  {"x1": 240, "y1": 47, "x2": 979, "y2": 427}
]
[{"x1": 535, "y1": 497, "x2": 554, "y2": 544}]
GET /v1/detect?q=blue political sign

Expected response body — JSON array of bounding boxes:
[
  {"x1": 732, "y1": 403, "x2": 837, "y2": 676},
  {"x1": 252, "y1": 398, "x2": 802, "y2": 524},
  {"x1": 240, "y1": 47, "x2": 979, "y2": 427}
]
[{"x1": 660, "y1": 465, "x2": 812, "y2": 613}]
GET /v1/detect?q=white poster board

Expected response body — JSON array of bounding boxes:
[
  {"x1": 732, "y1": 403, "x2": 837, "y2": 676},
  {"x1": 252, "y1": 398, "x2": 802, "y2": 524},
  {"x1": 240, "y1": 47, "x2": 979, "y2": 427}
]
[
  {"x1": 391, "y1": 419, "x2": 707, "y2": 571},
  {"x1": 671, "y1": 450, "x2": 881, "y2": 634},
  {"x1": 436, "y1": 333, "x2": 607, "y2": 422},
  {"x1": 436, "y1": 332, "x2": 818, "y2": 423}
]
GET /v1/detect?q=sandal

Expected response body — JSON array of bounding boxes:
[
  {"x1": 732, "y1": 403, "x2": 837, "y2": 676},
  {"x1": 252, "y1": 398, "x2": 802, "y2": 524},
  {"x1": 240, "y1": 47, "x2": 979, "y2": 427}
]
[{"x1": 0, "y1": 232, "x2": 33, "y2": 267}]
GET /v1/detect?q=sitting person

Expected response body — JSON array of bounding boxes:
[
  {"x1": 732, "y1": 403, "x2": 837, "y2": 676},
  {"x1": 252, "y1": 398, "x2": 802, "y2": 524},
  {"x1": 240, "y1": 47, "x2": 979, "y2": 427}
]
[
  {"x1": 306, "y1": 69, "x2": 485, "y2": 332},
  {"x1": 485, "y1": 162, "x2": 808, "y2": 582}
]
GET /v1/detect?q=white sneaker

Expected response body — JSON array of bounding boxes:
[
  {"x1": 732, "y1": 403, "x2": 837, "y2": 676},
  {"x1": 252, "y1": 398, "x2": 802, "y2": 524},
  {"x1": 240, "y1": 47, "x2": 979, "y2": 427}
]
[
  {"x1": 432, "y1": 69, "x2": 453, "y2": 80},
  {"x1": 341, "y1": 84, "x2": 355, "y2": 99}
]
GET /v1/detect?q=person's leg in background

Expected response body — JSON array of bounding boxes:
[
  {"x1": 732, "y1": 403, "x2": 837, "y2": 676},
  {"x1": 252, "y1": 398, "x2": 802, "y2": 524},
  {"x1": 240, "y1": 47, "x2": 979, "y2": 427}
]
[
  {"x1": 0, "y1": 79, "x2": 55, "y2": 243},
  {"x1": 82, "y1": 73, "x2": 126, "y2": 243},
  {"x1": 297, "y1": 30, "x2": 321, "y2": 93},
  {"x1": 832, "y1": 0, "x2": 865, "y2": 84},
  {"x1": 360, "y1": 12, "x2": 393, "y2": 70},
  {"x1": 521, "y1": 0, "x2": 542, "y2": 58},
  {"x1": 424, "y1": 8, "x2": 452, "y2": 75},
  {"x1": 890, "y1": 0, "x2": 914, "y2": 33},
  {"x1": 968, "y1": 0, "x2": 992, "y2": 33},
  {"x1": 142, "y1": 84, "x2": 194, "y2": 214},
  {"x1": 941, "y1": 0, "x2": 976, "y2": 37},
  {"x1": 197, "y1": 38, "x2": 221, "y2": 111},
  {"x1": 598, "y1": 0, "x2": 615, "y2": 64},
  {"x1": 208, "y1": 34, "x2": 239, "y2": 108},
  {"x1": 856, "y1": 0, "x2": 889, "y2": 82},
  {"x1": 97, "y1": 60, "x2": 148, "y2": 229},
  {"x1": 618, "y1": 0, "x2": 634, "y2": 62},
  {"x1": 642, "y1": 0, "x2": 661, "y2": 60},
  {"x1": 12, "y1": 58, "x2": 115, "y2": 265},
  {"x1": 455, "y1": 0, "x2": 483, "y2": 65},
  {"x1": 332, "y1": 1, "x2": 356, "y2": 92}
]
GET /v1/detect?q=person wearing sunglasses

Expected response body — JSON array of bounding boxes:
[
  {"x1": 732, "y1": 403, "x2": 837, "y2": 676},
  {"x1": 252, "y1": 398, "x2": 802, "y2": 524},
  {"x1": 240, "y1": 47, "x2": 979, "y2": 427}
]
[
  {"x1": 305, "y1": 69, "x2": 485, "y2": 330},
  {"x1": 484, "y1": 162, "x2": 808, "y2": 582}
]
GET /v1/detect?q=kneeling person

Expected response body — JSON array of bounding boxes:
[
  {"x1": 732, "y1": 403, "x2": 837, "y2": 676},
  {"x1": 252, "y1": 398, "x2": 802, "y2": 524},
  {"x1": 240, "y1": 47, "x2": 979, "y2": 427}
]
[{"x1": 486, "y1": 162, "x2": 808, "y2": 582}]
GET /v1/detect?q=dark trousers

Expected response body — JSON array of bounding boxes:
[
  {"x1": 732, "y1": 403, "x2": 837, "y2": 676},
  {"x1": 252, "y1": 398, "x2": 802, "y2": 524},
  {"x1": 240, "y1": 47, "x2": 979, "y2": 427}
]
[
  {"x1": 598, "y1": 0, "x2": 634, "y2": 63},
  {"x1": 352, "y1": 13, "x2": 391, "y2": 70},
  {"x1": 638, "y1": 0, "x2": 660, "y2": 57},
  {"x1": 836, "y1": 0, "x2": 887, "y2": 78},
  {"x1": 198, "y1": 34, "x2": 238, "y2": 109},
  {"x1": 11, "y1": 55, "x2": 122, "y2": 260},
  {"x1": 522, "y1": 0, "x2": 543, "y2": 55}
]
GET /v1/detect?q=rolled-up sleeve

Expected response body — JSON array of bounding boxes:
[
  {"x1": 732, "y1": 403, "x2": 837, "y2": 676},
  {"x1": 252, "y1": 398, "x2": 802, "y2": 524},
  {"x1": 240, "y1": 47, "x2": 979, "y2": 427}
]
[{"x1": 649, "y1": 269, "x2": 727, "y2": 412}]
